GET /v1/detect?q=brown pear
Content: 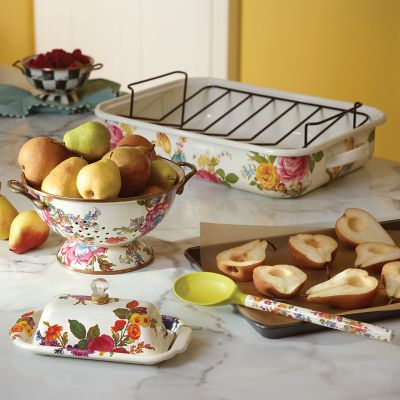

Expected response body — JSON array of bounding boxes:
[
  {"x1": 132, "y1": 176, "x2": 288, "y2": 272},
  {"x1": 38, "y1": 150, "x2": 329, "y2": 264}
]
[
  {"x1": 18, "y1": 137, "x2": 73, "y2": 188},
  {"x1": 117, "y1": 135, "x2": 157, "y2": 160},
  {"x1": 253, "y1": 264, "x2": 307, "y2": 298},
  {"x1": 306, "y1": 268, "x2": 378, "y2": 309},
  {"x1": 216, "y1": 239, "x2": 268, "y2": 281},
  {"x1": 102, "y1": 146, "x2": 151, "y2": 197},
  {"x1": 288, "y1": 234, "x2": 338, "y2": 269},
  {"x1": 335, "y1": 208, "x2": 394, "y2": 247},
  {"x1": 354, "y1": 242, "x2": 400, "y2": 271}
]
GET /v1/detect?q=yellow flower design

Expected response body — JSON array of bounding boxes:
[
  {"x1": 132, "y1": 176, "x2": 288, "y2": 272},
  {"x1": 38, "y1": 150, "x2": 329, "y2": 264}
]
[
  {"x1": 140, "y1": 315, "x2": 150, "y2": 328},
  {"x1": 24, "y1": 326, "x2": 33, "y2": 337},
  {"x1": 197, "y1": 154, "x2": 210, "y2": 168},
  {"x1": 120, "y1": 123, "x2": 134, "y2": 135},
  {"x1": 130, "y1": 313, "x2": 142, "y2": 325},
  {"x1": 255, "y1": 163, "x2": 278, "y2": 190},
  {"x1": 153, "y1": 132, "x2": 171, "y2": 154}
]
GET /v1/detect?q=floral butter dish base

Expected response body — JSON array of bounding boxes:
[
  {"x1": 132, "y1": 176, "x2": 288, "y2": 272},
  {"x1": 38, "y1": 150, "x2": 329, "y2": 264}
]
[{"x1": 9, "y1": 279, "x2": 192, "y2": 365}]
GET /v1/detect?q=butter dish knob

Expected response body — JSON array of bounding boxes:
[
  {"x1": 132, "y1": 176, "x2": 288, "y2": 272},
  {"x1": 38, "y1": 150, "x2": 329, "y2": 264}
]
[{"x1": 91, "y1": 278, "x2": 110, "y2": 305}]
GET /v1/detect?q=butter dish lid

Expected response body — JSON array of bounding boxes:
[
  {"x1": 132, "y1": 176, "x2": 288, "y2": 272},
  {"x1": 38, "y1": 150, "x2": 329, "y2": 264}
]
[{"x1": 9, "y1": 279, "x2": 192, "y2": 365}]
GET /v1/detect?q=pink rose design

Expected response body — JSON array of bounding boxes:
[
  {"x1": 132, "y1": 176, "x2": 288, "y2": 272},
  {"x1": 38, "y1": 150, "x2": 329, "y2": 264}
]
[
  {"x1": 106, "y1": 123, "x2": 124, "y2": 148},
  {"x1": 196, "y1": 169, "x2": 221, "y2": 183},
  {"x1": 276, "y1": 156, "x2": 309, "y2": 183},
  {"x1": 87, "y1": 334, "x2": 114, "y2": 352},
  {"x1": 59, "y1": 241, "x2": 106, "y2": 268}
]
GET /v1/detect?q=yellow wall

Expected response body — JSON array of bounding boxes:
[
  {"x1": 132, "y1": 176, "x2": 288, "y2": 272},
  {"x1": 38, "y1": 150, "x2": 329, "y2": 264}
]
[
  {"x1": 0, "y1": 0, "x2": 34, "y2": 65},
  {"x1": 240, "y1": 0, "x2": 400, "y2": 162}
]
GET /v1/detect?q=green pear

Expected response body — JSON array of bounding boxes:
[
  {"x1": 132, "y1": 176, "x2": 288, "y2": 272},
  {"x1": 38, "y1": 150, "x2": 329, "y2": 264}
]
[
  {"x1": 149, "y1": 159, "x2": 178, "y2": 189},
  {"x1": 76, "y1": 159, "x2": 121, "y2": 200},
  {"x1": 102, "y1": 147, "x2": 151, "y2": 197},
  {"x1": 0, "y1": 190, "x2": 18, "y2": 240},
  {"x1": 64, "y1": 121, "x2": 110, "y2": 162},
  {"x1": 41, "y1": 157, "x2": 88, "y2": 198},
  {"x1": 9, "y1": 210, "x2": 49, "y2": 253}
]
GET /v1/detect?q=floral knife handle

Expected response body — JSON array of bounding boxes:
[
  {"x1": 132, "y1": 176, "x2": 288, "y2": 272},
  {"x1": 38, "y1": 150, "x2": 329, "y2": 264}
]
[{"x1": 244, "y1": 295, "x2": 393, "y2": 342}]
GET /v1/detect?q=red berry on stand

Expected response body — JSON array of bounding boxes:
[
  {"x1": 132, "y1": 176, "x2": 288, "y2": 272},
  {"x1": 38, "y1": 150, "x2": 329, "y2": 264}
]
[{"x1": 27, "y1": 48, "x2": 91, "y2": 68}]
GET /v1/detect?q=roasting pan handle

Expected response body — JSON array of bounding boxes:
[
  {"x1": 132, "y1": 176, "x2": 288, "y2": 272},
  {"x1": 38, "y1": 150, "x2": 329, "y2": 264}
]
[{"x1": 325, "y1": 142, "x2": 371, "y2": 169}]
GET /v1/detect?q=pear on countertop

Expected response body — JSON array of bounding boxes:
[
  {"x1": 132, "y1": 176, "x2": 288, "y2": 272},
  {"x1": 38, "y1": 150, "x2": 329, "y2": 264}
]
[
  {"x1": 9, "y1": 210, "x2": 49, "y2": 253},
  {"x1": 0, "y1": 186, "x2": 18, "y2": 240},
  {"x1": 41, "y1": 157, "x2": 88, "y2": 198}
]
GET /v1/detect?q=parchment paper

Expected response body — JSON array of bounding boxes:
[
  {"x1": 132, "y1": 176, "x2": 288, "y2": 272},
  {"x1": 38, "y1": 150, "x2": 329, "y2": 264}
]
[{"x1": 200, "y1": 222, "x2": 400, "y2": 327}]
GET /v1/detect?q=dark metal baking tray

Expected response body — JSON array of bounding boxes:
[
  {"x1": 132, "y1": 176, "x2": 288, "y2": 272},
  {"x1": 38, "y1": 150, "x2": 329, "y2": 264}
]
[{"x1": 184, "y1": 219, "x2": 400, "y2": 339}]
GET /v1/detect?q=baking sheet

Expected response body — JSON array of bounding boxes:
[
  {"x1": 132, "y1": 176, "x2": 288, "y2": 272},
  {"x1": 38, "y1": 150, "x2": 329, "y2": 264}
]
[{"x1": 199, "y1": 222, "x2": 400, "y2": 328}]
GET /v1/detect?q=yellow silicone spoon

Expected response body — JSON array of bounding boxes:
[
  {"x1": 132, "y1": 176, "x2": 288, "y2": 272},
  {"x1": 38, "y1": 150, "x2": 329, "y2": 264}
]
[{"x1": 173, "y1": 272, "x2": 393, "y2": 342}]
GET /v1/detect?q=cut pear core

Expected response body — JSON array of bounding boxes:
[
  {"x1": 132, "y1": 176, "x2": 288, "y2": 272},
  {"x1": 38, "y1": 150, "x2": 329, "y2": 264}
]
[
  {"x1": 348, "y1": 217, "x2": 365, "y2": 233},
  {"x1": 307, "y1": 269, "x2": 378, "y2": 297}
]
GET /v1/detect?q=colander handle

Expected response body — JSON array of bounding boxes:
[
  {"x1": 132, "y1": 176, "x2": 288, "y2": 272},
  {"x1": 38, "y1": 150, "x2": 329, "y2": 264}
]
[
  {"x1": 7, "y1": 180, "x2": 46, "y2": 209},
  {"x1": 12, "y1": 60, "x2": 25, "y2": 75},
  {"x1": 90, "y1": 63, "x2": 103, "y2": 71},
  {"x1": 176, "y1": 162, "x2": 197, "y2": 195}
]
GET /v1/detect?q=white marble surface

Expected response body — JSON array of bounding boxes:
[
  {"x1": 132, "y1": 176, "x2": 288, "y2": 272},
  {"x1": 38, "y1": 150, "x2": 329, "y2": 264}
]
[{"x1": 2, "y1": 70, "x2": 400, "y2": 399}]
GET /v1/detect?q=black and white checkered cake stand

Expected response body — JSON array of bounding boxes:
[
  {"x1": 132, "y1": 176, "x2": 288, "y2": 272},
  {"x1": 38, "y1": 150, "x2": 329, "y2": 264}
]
[{"x1": 13, "y1": 57, "x2": 102, "y2": 106}]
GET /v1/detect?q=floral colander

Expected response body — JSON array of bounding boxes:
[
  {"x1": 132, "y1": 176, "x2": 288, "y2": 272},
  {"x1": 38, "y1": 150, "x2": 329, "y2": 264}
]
[{"x1": 8, "y1": 158, "x2": 196, "y2": 274}]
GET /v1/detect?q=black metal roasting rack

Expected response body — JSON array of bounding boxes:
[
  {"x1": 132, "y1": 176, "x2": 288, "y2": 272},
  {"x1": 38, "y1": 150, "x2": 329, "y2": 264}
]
[{"x1": 123, "y1": 71, "x2": 370, "y2": 148}]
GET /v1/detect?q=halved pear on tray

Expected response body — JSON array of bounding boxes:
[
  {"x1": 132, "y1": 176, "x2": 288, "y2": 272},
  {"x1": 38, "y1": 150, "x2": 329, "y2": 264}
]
[
  {"x1": 306, "y1": 268, "x2": 378, "y2": 309},
  {"x1": 253, "y1": 264, "x2": 307, "y2": 298},
  {"x1": 288, "y1": 234, "x2": 338, "y2": 269},
  {"x1": 382, "y1": 261, "x2": 400, "y2": 301},
  {"x1": 335, "y1": 208, "x2": 395, "y2": 247},
  {"x1": 216, "y1": 239, "x2": 268, "y2": 281},
  {"x1": 355, "y1": 242, "x2": 400, "y2": 271}
]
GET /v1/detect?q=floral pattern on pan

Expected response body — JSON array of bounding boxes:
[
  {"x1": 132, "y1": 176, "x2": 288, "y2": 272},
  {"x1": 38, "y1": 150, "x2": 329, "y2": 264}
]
[
  {"x1": 193, "y1": 150, "x2": 239, "y2": 187},
  {"x1": 102, "y1": 122, "x2": 374, "y2": 198},
  {"x1": 242, "y1": 151, "x2": 324, "y2": 197},
  {"x1": 34, "y1": 301, "x2": 157, "y2": 357}
]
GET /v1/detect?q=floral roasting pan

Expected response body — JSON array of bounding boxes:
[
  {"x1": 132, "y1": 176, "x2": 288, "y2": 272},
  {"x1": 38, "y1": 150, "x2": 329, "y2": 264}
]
[{"x1": 95, "y1": 76, "x2": 386, "y2": 198}]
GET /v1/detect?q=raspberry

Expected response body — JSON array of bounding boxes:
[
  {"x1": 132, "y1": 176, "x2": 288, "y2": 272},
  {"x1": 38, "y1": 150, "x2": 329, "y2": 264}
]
[{"x1": 27, "y1": 48, "x2": 91, "y2": 68}]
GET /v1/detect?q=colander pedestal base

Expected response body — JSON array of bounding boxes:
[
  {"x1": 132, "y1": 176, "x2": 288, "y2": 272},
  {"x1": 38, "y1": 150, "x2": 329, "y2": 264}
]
[{"x1": 56, "y1": 237, "x2": 155, "y2": 274}]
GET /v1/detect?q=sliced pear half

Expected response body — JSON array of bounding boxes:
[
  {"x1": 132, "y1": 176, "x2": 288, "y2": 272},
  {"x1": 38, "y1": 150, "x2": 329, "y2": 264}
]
[
  {"x1": 253, "y1": 264, "x2": 307, "y2": 298},
  {"x1": 288, "y1": 234, "x2": 338, "y2": 269},
  {"x1": 355, "y1": 242, "x2": 400, "y2": 271},
  {"x1": 335, "y1": 208, "x2": 394, "y2": 247},
  {"x1": 382, "y1": 261, "x2": 400, "y2": 300},
  {"x1": 216, "y1": 239, "x2": 268, "y2": 282},
  {"x1": 306, "y1": 268, "x2": 378, "y2": 309}
]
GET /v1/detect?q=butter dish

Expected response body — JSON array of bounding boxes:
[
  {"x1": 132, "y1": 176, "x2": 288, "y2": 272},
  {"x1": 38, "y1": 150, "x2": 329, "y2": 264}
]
[{"x1": 9, "y1": 279, "x2": 192, "y2": 365}]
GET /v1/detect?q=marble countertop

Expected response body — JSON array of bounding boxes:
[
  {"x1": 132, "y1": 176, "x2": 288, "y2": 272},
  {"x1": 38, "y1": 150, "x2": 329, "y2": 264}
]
[{"x1": 1, "y1": 73, "x2": 400, "y2": 399}]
